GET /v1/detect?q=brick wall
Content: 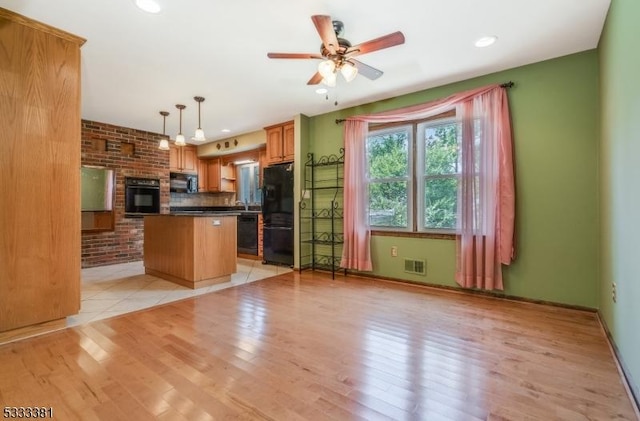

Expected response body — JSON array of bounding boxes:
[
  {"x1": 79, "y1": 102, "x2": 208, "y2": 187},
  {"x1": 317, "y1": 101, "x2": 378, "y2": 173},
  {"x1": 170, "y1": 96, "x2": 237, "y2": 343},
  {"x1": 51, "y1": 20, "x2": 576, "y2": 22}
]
[{"x1": 81, "y1": 120, "x2": 169, "y2": 268}]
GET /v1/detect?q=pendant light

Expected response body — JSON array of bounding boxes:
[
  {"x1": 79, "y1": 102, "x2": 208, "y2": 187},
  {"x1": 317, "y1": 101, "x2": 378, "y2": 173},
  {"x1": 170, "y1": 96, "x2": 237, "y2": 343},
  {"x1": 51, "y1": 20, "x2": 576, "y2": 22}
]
[
  {"x1": 340, "y1": 61, "x2": 358, "y2": 82},
  {"x1": 317, "y1": 60, "x2": 336, "y2": 79},
  {"x1": 158, "y1": 110, "x2": 170, "y2": 150},
  {"x1": 192, "y1": 96, "x2": 206, "y2": 141},
  {"x1": 175, "y1": 104, "x2": 186, "y2": 146}
]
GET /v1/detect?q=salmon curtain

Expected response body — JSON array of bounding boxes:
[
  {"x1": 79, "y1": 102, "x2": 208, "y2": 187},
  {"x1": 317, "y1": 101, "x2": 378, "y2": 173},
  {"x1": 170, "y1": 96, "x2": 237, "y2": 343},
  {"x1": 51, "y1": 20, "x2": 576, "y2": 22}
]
[{"x1": 340, "y1": 84, "x2": 515, "y2": 289}]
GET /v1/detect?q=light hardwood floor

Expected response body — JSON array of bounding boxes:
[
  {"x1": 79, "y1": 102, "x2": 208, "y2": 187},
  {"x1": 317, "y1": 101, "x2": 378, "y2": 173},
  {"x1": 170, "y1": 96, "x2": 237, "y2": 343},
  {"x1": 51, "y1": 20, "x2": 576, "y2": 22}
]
[{"x1": 0, "y1": 271, "x2": 637, "y2": 420}]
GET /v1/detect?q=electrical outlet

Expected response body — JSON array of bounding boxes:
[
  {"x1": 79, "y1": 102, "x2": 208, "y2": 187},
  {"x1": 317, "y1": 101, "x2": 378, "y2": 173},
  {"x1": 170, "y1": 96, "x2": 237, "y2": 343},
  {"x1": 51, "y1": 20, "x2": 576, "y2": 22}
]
[
  {"x1": 391, "y1": 246, "x2": 398, "y2": 257},
  {"x1": 612, "y1": 282, "x2": 617, "y2": 303}
]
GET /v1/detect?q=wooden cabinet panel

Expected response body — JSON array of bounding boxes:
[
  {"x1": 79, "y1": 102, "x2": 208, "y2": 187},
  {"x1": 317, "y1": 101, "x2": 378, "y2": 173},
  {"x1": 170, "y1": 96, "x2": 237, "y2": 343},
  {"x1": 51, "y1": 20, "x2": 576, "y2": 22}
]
[
  {"x1": 0, "y1": 9, "x2": 85, "y2": 332},
  {"x1": 170, "y1": 144, "x2": 197, "y2": 173},
  {"x1": 182, "y1": 146, "x2": 197, "y2": 172},
  {"x1": 169, "y1": 145, "x2": 179, "y2": 171},
  {"x1": 197, "y1": 158, "x2": 208, "y2": 192},
  {"x1": 207, "y1": 158, "x2": 221, "y2": 192},
  {"x1": 283, "y1": 123, "x2": 295, "y2": 162},
  {"x1": 265, "y1": 121, "x2": 294, "y2": 165},
  {"x1": 265, "y1": 126, "x2": 284, "y2": 165}
]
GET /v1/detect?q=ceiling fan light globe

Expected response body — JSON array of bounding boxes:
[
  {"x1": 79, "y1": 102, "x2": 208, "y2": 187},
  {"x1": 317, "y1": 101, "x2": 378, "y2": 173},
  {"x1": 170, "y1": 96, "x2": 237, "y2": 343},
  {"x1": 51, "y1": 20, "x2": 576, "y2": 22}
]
[
  {"x1": 193, "y1": 128, "x2": 206, "y2": 141},
  {"x1": 175, "y1": 133, "x2": 186, "y2": 146},
  {"x1": 158, "y1": 138, "x2": 170, "y2": 150},
  {"x1": 318, "y1": 60, "x2": 336, "y2": 79},
  {"x1": 322, "y1": 72, "x2": 337, "y2": 87},
  {"x1": 340, "y1": 62, "x2": 358, "y2": 82}
]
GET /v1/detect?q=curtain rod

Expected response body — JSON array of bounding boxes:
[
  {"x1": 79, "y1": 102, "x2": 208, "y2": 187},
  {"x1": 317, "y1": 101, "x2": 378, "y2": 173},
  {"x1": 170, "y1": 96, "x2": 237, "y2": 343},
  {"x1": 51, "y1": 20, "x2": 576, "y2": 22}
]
[{"x1": 334, "y1": 81, "x2": 515, "y2": 124}]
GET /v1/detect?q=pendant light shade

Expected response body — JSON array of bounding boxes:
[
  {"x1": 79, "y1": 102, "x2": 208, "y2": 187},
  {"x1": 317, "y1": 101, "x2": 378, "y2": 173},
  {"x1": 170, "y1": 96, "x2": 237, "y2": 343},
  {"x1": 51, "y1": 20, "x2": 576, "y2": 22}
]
[
  {"x1": 192, "y1": 96, "x2": 206, "y2": 141},
  {"x1": 340, "y1": 62, "x2": 358, "y2": 82},
  {"x1": 158, "y1": 110, "x2": 170, "y2": 150},
  {"x1": 322, "y1": 71, "x2": 337, "y2": 87},
  {"x1": 175, "y1": 104, "x2": 186, "y2": 146},
  {"x1": 318, "y1": 59, "x2": 336, "y2": 79}
]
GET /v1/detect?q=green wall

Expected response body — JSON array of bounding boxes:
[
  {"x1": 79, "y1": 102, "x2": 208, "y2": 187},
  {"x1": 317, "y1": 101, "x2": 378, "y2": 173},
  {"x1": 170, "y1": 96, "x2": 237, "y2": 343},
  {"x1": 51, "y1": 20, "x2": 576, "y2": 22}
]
[
  {"x1": 599, "y1": 0, "x2": 640, "y2": 402},
  {"x1": 307, "y1": 50, "x2": 600, "y2": 308}
]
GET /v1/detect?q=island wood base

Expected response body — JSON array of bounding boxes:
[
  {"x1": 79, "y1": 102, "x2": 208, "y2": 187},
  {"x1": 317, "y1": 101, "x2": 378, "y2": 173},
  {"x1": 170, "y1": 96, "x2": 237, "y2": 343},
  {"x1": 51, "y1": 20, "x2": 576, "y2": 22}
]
[
  {"x1": 145, "y1": 268, "x2": 231, "y2": 289},
  {"x1": 144, "y1": 215, "x2": 237, "y2": 289}
]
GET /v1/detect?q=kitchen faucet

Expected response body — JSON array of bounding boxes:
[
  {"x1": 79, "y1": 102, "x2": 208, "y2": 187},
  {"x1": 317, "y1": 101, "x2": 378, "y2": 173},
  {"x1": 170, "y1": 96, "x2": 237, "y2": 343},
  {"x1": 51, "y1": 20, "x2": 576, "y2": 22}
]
[{"x1": 235, "y1": 199, "x2": 249, "y2": 211}]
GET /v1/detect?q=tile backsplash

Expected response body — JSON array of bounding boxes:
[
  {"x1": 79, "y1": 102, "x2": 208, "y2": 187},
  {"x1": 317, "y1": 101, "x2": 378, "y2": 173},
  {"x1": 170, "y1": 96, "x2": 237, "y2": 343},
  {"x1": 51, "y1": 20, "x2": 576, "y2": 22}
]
[{"x1": 170, "y1": 192, "x2": 236, "y2": 207}]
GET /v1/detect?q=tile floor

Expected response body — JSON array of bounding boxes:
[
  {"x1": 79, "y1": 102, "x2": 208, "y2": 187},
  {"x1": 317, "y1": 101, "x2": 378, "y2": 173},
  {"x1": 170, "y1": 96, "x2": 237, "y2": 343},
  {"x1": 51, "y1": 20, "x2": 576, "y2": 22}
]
[{"x1": 68, "y1": 258, "x2": 292, "y2": 327}]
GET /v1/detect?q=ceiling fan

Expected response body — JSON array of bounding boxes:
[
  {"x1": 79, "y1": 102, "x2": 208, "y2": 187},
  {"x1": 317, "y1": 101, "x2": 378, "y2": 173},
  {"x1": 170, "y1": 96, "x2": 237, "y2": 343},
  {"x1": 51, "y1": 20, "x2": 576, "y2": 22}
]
[{"x1": 267, "y1": 15, "x2": 405, "y2": 87}]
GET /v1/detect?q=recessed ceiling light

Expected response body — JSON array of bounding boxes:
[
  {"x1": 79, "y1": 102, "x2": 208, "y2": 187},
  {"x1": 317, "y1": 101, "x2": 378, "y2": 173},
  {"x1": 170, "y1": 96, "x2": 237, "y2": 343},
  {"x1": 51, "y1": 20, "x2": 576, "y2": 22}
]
[
  {"x1": 475, "y1": 36, "x2": 497, "y2": 48},
  {"x1": 135, "y1": 0, "x2": 161, "y2": 14},
  {"x1": 316, "y1": 88, "x2": 328, "y2": 94},
  {"x1": 221, "y1": 129, "x2": 231, "y2": 133}
]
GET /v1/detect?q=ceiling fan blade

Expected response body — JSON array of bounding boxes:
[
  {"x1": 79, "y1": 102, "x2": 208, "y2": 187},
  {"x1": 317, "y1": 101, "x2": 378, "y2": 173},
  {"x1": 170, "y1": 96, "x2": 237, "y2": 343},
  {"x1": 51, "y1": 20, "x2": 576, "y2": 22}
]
[
  {"x1": 311, "y1": 15, "x2": 339, "y2": 55},
  {"x1": 267, "y1": 52, "x2": 324, "y2": 59},
  {"x1": 307, "y1": 72, "x2": 324, "y2": 85},
  {"x1": 347, "y1": 31, "x2": 405, "y2": 57},
  {"x1": 351, "y1": 59, "x2": 384, "y2": 80}
]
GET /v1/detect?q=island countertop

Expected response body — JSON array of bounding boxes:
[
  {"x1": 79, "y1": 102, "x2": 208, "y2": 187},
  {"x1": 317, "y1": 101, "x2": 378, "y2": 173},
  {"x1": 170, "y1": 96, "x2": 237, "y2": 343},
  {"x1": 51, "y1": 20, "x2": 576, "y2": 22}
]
[
  {"x1": 167, "y1": 211, "x2": 242, "y2": 216},
  {"x1": 143, "y1": 214, "x2": 237, "y2": 289}
]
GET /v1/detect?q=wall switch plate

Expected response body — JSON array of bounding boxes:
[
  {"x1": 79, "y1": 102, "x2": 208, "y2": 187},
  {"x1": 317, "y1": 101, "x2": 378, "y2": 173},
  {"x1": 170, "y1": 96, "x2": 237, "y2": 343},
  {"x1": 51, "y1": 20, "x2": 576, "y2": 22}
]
[{"x1": 391, "y1": 246, "x2": 398, "y2": 257}]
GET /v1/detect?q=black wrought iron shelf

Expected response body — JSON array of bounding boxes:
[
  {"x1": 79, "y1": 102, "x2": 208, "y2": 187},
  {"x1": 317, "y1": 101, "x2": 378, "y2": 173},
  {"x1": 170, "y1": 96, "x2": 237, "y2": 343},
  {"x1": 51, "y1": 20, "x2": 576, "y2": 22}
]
[
  {"x1": 306, "y1": 186, "x2": 343, "y2": 191},
  {"x1": 302, "y1": 239, "x2": 345, "y2": 246},
  {"x1": 298, "y1": 148, "x2": 346, "y2": 279}
]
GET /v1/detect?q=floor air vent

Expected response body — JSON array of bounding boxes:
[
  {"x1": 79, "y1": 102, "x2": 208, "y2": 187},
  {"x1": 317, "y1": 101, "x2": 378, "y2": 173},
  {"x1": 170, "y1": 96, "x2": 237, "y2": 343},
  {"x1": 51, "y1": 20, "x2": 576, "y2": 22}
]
[{"x1": 404, "y1": 258, "x2": 426, "y2": 275}]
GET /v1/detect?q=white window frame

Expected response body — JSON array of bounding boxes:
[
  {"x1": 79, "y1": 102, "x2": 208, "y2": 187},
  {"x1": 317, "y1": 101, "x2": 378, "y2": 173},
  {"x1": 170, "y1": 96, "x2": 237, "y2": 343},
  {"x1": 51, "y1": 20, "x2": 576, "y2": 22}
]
[
  {"x1": 416, "y1": 117, "x2": 460, "y2": 234},
  {"x1": 365, "y1": 116, "x2": 461, "y2": 235},
  {"x1": 365, "y1": 125, "x2": 413, "y2": 232}
]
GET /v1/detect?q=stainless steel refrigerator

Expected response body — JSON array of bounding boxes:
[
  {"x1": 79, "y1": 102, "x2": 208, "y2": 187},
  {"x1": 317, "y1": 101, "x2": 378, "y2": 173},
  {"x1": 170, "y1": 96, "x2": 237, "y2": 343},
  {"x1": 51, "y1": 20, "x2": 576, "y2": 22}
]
[{"x1": 262, "y1": 163, "x2": 294, "y2": 266}]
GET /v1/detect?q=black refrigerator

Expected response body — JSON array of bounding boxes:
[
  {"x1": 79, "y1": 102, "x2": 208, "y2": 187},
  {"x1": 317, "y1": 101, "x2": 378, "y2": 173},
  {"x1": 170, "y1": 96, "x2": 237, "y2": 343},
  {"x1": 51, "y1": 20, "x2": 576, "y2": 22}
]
[{"x1": 262, "y1": 163, "x2": 294, "y2": 266}]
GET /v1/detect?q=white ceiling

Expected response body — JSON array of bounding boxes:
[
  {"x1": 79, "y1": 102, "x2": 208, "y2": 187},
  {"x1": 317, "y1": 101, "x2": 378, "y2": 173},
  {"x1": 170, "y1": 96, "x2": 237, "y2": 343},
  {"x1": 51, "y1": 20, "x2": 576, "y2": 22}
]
[{"x1": 1, "y1": 0, "x2": 610, "y2": 143}]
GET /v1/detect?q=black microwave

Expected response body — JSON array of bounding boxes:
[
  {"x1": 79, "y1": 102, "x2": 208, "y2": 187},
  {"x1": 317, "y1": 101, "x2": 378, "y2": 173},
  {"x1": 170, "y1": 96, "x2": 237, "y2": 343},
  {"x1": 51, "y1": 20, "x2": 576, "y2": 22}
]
[{"x1": 170, "y1": 172, "x2": 198, "y2": 193}]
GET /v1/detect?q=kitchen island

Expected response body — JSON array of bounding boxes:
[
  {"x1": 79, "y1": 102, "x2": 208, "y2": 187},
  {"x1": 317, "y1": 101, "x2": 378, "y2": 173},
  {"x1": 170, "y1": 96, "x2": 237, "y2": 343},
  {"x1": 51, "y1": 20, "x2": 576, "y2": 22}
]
[{"x1": 143, "y1": 214, "x2": 238, "y2": 289}]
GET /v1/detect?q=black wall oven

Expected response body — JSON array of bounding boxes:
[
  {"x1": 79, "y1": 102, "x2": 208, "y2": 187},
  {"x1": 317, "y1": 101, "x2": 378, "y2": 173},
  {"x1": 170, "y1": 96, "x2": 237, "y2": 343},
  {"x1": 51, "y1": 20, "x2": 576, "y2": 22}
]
[{"x1": 125, "y1": 177, "x2": 160, "y2": 216}]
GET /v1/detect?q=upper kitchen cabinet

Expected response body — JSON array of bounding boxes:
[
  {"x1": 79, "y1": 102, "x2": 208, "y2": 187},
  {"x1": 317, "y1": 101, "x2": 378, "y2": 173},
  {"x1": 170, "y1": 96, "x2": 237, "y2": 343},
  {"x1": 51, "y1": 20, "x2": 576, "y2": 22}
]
[
  {"x1": 206, "y1": 158, "x2": 221, "y2": 192},
  {"x1": 0, "y1": 8, "x2": 85, "y2": 334},
  {"x1": 170, "y1": 144, "x2": 197, "y2": 173},
  {"x1": 265, "y1": 121, "x2": 294, "y2": 165},
  {"x1": 197, "y1": 158, "x2": 209, "y2": 192},
  {"x1": 202, "y1": 158, "x2": 236, "y2": 193},
  {"x1": 220, "y1": 163, "x2": 236, "y2": 193}
]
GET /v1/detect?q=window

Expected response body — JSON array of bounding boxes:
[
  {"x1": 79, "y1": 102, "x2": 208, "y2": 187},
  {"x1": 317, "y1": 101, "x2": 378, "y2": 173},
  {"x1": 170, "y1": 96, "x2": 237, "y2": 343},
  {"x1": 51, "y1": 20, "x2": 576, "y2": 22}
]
[
  {"x1": 366, "y1": 116, "x2": 460, "y2": 233},
  {"x1": 237, "y1": 163, "x2": 262, "y2": 204},
  {"x1": 418, "y1": 119, "x2": 460, "y2": 231},
  {"x1": 366, "y1": 125, "x2": 412, "y2": 230}
]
